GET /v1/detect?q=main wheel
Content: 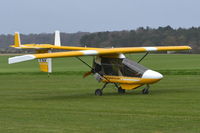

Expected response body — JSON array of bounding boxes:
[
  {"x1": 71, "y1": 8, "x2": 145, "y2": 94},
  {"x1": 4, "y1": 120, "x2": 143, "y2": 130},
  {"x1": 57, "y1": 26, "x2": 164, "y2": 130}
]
[
  {"x1": 142, "y1": 88, "x2": 149, "y2": 94},
  {"x1": 118, "y1": 87, "x2": 125, "y2": 94},
  {"x1": 95, "y1": 89, "x2": 103, "y2": 96}
]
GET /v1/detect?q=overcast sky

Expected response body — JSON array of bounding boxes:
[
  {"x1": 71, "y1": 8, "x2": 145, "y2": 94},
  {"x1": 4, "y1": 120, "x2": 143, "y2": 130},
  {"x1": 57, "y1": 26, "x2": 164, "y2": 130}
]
[{"x1": 0, "y1": 0, "x2": 199, "y2": 34}]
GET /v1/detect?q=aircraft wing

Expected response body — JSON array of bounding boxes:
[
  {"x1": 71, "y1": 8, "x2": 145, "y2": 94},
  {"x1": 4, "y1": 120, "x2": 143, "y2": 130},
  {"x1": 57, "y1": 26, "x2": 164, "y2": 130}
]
[{"x1": 9, "y1": 46, "x2": 191, "y2": 64}]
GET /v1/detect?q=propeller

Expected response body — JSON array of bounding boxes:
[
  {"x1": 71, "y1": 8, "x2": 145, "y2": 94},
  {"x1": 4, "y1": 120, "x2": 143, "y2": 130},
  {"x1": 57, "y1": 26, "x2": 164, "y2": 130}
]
[{"x1": 83, "y1": 71, "x2": 93, "y2": 78}]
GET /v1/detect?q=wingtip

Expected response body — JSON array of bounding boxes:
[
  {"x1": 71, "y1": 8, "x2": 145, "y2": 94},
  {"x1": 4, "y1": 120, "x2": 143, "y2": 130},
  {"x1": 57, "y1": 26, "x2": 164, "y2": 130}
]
[
  {"x1": 188, "y1": 46, "x2": 192, "y2": 50},
  {"x1": 8, "y1": 55, "x2": 36, "y2": 64}
]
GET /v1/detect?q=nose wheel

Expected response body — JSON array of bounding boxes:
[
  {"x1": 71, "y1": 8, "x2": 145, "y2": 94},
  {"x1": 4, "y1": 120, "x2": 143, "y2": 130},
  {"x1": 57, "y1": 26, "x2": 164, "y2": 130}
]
[{"x1": 142, "y1": 84, "x2": 150, "y2": 94}]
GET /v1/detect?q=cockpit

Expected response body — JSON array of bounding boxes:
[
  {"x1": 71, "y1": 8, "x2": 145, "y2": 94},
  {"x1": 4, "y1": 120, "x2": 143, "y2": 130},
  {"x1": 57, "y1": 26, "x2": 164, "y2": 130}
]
[{"x1": 93, "y1": 57, "x2": 148, "y2": 78}]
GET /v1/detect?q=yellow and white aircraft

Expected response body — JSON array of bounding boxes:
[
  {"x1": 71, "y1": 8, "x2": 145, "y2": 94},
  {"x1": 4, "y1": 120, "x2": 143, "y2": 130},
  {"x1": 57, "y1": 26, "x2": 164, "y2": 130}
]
[{"x1": 8, "y1": 31, "x2": 191, "y2": 95}]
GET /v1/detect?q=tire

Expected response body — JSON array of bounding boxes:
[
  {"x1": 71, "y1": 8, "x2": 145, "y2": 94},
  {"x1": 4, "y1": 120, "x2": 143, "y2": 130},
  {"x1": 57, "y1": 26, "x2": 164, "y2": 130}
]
[
  {"x1": 95, "y1": 89, "x2": 103, "y2": 96},
  {"x1": 142, "y1": 88, "x2": 149, "y2": 94},
  {"x1": 118, "y1": 87, "x2": 125, "y2": 94}
]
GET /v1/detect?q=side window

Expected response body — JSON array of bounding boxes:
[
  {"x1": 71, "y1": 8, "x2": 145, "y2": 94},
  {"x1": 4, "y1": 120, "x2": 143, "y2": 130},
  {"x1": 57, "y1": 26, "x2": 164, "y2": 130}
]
[{"x1": 101, "y1": 58, "x2": 122, "y2": 76}]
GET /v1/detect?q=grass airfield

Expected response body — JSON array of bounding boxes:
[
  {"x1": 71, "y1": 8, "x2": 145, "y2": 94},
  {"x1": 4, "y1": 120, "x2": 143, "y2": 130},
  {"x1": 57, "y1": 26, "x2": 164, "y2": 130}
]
[{"x1": 0, "y1": 54, "x2": 200, "y2": 133}]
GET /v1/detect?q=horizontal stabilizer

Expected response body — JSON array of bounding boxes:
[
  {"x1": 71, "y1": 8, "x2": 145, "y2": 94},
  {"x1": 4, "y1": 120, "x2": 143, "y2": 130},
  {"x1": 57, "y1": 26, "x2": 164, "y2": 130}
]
[{"x1": 9, "y1": 55, "x2": 36, "y2": 64}]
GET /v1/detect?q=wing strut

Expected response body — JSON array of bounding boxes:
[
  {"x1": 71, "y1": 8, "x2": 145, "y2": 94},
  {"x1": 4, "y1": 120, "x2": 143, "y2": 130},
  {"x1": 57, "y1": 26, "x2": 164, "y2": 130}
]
[
  {"x1": 137, "y1": 52, "x2": 149, "y2": 63},
  {"x1": 76, "y1": 57, "x2": 93, "y2": 70}
]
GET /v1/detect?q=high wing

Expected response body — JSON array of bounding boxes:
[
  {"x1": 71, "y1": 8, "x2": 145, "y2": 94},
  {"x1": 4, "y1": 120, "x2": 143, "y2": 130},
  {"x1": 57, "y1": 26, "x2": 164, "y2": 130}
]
[{"x1": 9, "y1": 46, "x2": 191, "y2": 64}]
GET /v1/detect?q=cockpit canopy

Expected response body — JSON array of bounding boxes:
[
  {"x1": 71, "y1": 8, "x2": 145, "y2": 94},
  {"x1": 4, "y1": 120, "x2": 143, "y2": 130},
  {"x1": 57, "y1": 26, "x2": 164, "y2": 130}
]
[{"x1": 93, "y1": 57, "x2": 148, "y2": 78}]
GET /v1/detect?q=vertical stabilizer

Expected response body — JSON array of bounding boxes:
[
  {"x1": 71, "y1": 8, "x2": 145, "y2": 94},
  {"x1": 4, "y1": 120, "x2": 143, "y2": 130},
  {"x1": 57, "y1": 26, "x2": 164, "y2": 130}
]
[
  {"x1": 14, "y1": 32, "x2": 21, "y2": 47},
  {"x1": 54, "y1": 30, "x2": 61, "y2": 46}
]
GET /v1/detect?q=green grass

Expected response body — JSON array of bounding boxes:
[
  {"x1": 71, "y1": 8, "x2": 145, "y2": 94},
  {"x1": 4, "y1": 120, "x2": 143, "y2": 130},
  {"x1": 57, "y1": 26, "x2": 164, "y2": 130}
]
[{"x1": 0, "y1": 54, "x2": 200, "y2": 133}]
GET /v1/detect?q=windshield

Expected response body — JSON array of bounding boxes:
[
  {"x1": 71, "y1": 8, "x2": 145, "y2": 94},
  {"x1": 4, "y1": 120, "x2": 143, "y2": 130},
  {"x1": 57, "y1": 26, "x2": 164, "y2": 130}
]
[{"x1": 122, "y1": 59, "x2": 147, "y2": 73}]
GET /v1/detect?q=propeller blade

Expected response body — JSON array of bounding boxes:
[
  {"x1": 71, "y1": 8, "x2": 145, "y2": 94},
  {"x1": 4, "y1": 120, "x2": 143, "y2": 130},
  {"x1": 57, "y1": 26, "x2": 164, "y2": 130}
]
[{"x1": 83, "y1": 71, "x2": 92, "y2": 78}]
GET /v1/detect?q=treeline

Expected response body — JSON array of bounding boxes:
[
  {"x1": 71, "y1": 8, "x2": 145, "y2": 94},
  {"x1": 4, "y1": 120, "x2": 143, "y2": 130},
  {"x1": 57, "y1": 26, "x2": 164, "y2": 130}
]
[
  {"x1": 0, "y1": 32, "x2": 89, "y2": 53},
  {"x1": 0, "y1": 26, "x2": 200, "y2": 53},
  {"x1": 80, "y1": 26, "x2": 200, "y2": 53}
]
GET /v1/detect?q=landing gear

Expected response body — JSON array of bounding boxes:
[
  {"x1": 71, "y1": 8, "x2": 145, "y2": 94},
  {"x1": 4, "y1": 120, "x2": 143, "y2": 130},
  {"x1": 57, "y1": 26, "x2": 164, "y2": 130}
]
[
  {"x1": 94, "y1": 83, "x2": 125, "y2": 96},
  {"x1": 114, "y1": 83, "x2": 125, "y2": 94},
  {"x1": 95, "y1": 89, "x2": 103, "y2": 96},
  {"x1": 94, "y1": 83, "x2": 108, "y2": 96},
  {"x1": 118, "y1": 87, "x2": 126, "y2": 94},
  {"x1": 142, "y1": 84, "x2": 150, "y2": 94}
]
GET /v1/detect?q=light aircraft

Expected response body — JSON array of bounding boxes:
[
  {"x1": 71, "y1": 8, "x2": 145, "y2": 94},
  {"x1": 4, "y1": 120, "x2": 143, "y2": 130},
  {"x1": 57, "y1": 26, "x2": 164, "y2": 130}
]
[{"x1": 8, "y1": 31, "x2": 191, "y2": 96}]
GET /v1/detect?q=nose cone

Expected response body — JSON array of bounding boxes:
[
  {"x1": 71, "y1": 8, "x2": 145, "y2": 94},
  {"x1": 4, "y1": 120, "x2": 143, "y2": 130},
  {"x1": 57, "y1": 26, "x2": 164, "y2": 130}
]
[{"x1": 142, "y1": 70, "x2": 163, "y2": 79}]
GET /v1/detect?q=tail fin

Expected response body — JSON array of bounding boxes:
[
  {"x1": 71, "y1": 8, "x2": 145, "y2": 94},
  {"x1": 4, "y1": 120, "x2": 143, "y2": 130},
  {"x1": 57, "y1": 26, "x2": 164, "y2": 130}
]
[
  {"x1": 14, "y1": 32, "x2": 21, "y2": 47},
  {"x1": 54, "y1": 30, "x2": 61, "y2": 46}
]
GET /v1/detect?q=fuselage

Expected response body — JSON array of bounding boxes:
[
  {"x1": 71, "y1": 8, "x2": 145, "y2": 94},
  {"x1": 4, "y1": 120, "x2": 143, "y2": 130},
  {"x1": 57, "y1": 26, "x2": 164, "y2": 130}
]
[{"x1": 93, "y1": 56, "x2": 163, "y2": 90}]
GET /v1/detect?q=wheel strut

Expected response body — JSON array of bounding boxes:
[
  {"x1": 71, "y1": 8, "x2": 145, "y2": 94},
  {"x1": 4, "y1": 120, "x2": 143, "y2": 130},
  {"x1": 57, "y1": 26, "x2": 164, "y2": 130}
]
[
  {"x1": 114, "y1": 83, "x2": 125, "y2": 94},
  {"x1": 95, "y1": 83, "x2": 108, "y2": 96},
  {"x1": 142, "y1": 84, "x2": 150, "y2": 94},
  {"x1": 94, "y1": 83, "x2": 126, "y2": 96}
]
